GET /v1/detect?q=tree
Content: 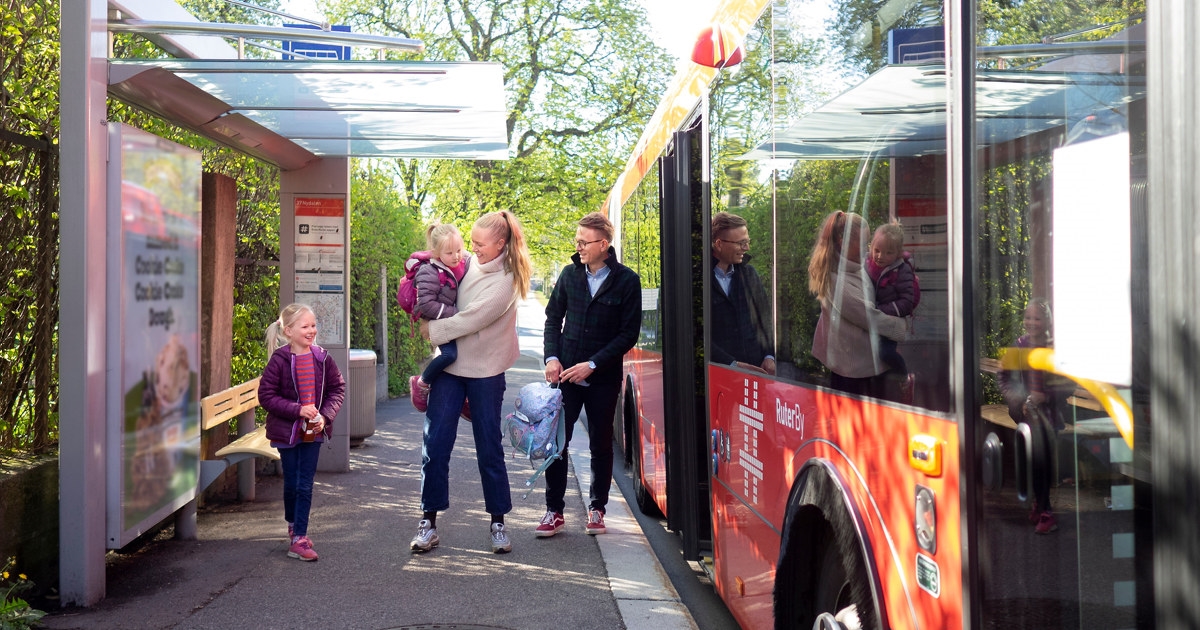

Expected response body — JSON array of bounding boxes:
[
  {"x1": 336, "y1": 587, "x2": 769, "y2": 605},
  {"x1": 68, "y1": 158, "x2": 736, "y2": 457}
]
[
  {"x1": 325, "y1": 0, "x2": 675, "y2": 272},
  {"x1": 348, "y1": 160, "x2": 428, "y2": 393},
  {"x1": 0, "y1": 0, "x2": 60, "y2": 452}
]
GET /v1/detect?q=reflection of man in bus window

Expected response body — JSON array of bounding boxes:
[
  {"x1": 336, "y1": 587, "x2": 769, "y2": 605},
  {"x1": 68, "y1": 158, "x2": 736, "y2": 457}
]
[
  {"x1": 997, "y1": 298, "x2": 1073, "y2": 535},
  {"x1": 807, "y1": 211, "x2": 907, "y2": 398},
  {"x1": 710, "y1": 212, "x2": 775, "y2": 375}
]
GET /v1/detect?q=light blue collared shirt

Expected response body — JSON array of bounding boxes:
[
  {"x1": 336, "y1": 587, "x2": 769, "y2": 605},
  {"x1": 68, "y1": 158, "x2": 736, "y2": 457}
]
[
  {"x1": 587, "y1": 264, "x2": 610, "y2": 297},
  {"x1": 714, "y1": 264, "x2": 734, "y2": 296}
]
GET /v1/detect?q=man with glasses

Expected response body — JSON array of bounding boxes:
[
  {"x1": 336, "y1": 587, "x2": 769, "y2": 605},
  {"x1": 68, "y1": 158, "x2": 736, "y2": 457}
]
[
  {"x1": 539, "y1": 212, "x2": 641, "y2": 537},
  {"x1": 711, "y1": 211, "x2": 776, "y2": 375}
]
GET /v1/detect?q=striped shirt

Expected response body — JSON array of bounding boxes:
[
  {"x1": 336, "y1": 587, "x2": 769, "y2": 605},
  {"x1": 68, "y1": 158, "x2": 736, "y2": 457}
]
[{"x1": 295, "y1": 352, "x2": 317, "y2": 406}]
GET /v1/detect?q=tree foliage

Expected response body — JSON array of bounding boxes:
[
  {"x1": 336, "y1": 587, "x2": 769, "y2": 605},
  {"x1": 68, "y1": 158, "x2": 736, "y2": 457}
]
[
  {"x1": 0, "y1": 0, "x2": 59, "y2": 453},
  {"x1": 325, "y1": 0, "x2": 674, "y2": 274}
]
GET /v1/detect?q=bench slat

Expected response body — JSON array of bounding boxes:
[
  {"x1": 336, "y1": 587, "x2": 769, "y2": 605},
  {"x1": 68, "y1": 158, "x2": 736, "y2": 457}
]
[
  {"x1": 214, "y1": 426, "x2": 279, "y2": 461},
  {"x1": 980, "y1": 404, "x2": 1018, "y2": 430},
  {"x1": 201, "y1": 377, "x2": 261, "y2": 430}
]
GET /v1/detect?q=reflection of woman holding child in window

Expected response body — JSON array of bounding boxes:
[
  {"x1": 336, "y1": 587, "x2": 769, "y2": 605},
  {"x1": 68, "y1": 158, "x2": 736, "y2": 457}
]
[{"x1": 807, "y1": 211, "x2": 908, "y2": 398}]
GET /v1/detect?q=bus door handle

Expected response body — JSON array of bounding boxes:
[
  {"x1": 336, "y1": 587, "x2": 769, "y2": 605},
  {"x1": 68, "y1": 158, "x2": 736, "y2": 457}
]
[
  {"x1": 981, "y1": 432, "x2": 1003, "y2": 492},
  {"x1": 1013, "y1": 422, "x2": 1034, "y2": 502}
]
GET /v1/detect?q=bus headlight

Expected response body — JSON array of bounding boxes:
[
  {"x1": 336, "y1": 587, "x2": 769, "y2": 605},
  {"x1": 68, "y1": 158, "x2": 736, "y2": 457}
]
[{"x1": 915, "y1": 484, "x2": 936, "y2": 554}]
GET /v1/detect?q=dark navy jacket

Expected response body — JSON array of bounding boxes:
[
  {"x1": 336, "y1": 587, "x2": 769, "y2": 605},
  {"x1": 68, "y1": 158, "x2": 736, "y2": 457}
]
[
  {"x1": 258, "y1": 344, "x2": 346, "y2": 445},
  {"x1": 710, "y1": 254, "x2": 774, "y2": 367},
  {"x1": 544, "y1": 248, "x2": 642, "y2": 386}
]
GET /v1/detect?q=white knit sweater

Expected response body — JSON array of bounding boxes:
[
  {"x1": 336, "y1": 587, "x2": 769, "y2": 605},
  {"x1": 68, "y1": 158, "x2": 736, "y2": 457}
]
[
  {"x1": 811, "y1": 259, "x2": 908, "y2": 378},
  {"x1": 427, "y1": 252, "x2": 519, "y2": 378}
]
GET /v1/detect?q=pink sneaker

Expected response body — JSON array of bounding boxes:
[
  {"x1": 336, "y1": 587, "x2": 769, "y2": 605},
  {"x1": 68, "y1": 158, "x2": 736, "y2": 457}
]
[
  {"x1": 410, "y1": 375, "x2": 429, "y2": 412},
  {"x1": 1034, "y1": 511, "x2": 1058, "y2": 534},
  {"x1": 288, "y1": 536, "x2": 319, "y2": 561}
]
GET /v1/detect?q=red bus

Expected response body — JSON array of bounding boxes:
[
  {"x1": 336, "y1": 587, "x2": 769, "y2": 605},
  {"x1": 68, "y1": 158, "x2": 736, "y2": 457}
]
[{"x1": 608, "y1": 0, "x2": 1192, "y2": 628}]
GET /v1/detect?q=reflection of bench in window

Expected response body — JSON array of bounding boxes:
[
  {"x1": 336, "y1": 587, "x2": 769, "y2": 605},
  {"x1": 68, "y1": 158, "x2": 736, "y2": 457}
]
[
  {"x1": 977, "y1": 357, "x2": 1103, "y2": 429},
  {"x1": 978, "y1": 357, "x2": 1130, "y2": 480},
  {"x1": 198, "y1": 377, "x2": 279, "y2": 499}
]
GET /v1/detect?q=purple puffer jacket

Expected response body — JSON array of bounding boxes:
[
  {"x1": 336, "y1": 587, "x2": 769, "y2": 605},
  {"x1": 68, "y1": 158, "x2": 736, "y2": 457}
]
[
  {"x1": 258, "y1": 344, "x2": 346, "y2": 446},
  {"x1": 413, "y1": 256, "x2": 468, "y2": 321},
  {"x1": 867, "y1": 255, "x2": 917, "y2": 317}
]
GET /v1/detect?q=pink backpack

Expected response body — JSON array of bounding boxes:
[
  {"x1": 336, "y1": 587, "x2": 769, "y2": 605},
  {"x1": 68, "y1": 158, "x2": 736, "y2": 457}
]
[
  {"x1": 397, "y1": 251, "x2": 464, "y2": 322},
  {"x1": 396, "y1": 251, "x2": 432, "y2": 322}
]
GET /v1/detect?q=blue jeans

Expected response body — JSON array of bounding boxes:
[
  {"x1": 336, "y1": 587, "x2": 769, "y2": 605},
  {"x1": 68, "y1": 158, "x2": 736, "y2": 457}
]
[
  {"x1": 420, "y1": 371, "x2": 511, "y2": 516},
  {"x1": 421, "y1": 340, "x2": 458, "y2": 384},
  {"x1": 279, "y1": 441, "x2": 321, "y2": 537},
  {"x1": 545, "y1": 378, "x2": 619, "y2": 515}
]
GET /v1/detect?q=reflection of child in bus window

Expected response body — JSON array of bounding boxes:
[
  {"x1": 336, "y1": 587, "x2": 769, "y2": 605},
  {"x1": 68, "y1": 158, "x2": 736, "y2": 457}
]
[
  {"x1": 866, "y1": 222, "x2": 916, "y2": 394},
  {"x1": 996, "y1": 298, "x2": 1073, "y2": 534},
  {"x1": 807, "y1": 211, "x2": 907, "y2": 399}
]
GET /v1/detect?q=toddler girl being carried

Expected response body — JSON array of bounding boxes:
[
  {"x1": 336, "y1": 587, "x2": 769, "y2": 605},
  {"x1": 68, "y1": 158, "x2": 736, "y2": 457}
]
[{"x1": 409, "y1": 222, "x2": 469, "y2": 412}]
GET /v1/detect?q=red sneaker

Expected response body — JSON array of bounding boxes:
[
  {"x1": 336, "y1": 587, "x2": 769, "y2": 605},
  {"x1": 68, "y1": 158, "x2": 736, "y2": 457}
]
[
  {"x1": 410, "y1": 375, "x2": 429, "y2": 412},
  {"x1": 586, "y1": 509, "x2": 607, "y2": 535},
  {"x1": 534, "y1": 511, "x2": 564, "y2": 538},
  {"x1": 288, "y1": 536, "x2": 319, "y2": 561},
  {"x1": 1034, "y1": 511, "x2": 1058, "y2": 534}
]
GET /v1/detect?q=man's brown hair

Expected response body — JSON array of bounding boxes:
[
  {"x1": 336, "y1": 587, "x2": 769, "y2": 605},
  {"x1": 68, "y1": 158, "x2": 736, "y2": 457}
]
[
  {"x1": 579, "y1": 212, "x2": 614, "y2": 242},
  {"x1": 712, "y1": 211, "x2": 748, "y2": 240}
]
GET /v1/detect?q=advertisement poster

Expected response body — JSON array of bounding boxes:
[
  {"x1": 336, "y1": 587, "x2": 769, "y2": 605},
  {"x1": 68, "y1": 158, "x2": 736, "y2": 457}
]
[
  {"x1": 106, "y1": 124, "x2": 202, "y2": 548},
  {"x1": 294, "y1": 197, "x2": 346, "y2": 347}
]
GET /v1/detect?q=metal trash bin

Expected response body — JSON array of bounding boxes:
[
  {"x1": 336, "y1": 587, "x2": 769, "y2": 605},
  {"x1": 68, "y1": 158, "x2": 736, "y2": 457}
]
[{"x1": 348, "y1": 349, "x2": 377, "y2": 446}]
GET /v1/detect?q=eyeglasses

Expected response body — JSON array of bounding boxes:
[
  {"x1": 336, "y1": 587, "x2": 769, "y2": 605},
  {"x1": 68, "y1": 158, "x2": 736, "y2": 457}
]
[
  {"x1": 718, "y1": 238, "x2": 751, "y2": 249},
  {"x1": 574, "y1": 238, "x2": 604, "y2": 249}
]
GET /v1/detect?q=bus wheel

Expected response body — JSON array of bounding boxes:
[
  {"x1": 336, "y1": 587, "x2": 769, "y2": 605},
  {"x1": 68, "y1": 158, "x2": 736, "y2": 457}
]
[
  {"x1": 774, "y1": 470, "x2": 878, "y2": 629},
  {"x1": 620, "y1": 381, "x2": 635, "y2": 467},
  {"x1": 626, "y1": 388, "x2": 662, "y2": 517}
]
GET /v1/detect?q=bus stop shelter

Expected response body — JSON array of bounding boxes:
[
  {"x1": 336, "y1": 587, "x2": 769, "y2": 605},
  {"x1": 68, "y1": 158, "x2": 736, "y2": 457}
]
[{"x1": 59, "y1": 0, "x2": 508, "y2": 606}]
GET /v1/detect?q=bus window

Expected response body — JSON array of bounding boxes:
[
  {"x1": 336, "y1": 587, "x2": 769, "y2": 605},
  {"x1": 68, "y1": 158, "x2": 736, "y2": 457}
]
[
  {"x1": 710, "y1": 0, "x2": 952, "y2": 411},
  {"x1": 622, "y1": 169, "x2": 663, "y2": 352},
  {"x1": 972, "y1": 5, "x2": 1147, "y2": 628}
]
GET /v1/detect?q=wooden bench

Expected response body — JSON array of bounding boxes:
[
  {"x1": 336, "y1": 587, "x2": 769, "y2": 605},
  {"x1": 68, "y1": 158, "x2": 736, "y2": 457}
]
[
  {"x1": 978, "y1": 357, "x2": 1101, "y2": 430},
  {"x1": 198, "y1": 377, "x2": 279, "y2": 501}
]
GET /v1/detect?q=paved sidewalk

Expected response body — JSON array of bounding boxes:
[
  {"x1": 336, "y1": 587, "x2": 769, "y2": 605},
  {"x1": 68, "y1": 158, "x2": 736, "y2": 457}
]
[{"x1": 41, "y1": 354, "x2": 694, "y2": 630}]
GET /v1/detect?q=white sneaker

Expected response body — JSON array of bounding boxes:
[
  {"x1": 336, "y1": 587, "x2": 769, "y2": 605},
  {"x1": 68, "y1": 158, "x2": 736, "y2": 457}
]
[
  {"x1": 490, "y1": 522, "x2": 512, "y2": 553},
  {"x1": 410, "y1": 519, "x2": 439, "y2": 552}
]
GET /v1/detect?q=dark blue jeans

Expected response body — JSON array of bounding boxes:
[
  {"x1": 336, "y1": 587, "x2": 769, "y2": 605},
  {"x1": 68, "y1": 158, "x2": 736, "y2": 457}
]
[
  {"x1": 420, "y1": 371, "x2": 511, "y2": 516},
  {"x1": 421, "y1": 340, "x2": 458, "y2": 384},
  {"x1": 280, "y1": 441, "x2": 321, "y2": 537},
  {"x1": 545, "y1": 378, "x2": 619, "y2": 515}
]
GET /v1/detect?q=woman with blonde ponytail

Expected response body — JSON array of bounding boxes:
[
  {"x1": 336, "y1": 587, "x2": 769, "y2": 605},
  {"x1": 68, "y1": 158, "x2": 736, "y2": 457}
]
[
  {"x1": 410, "y1": 210, "x2": 532, "y2": 555},
  {"x1": 807, "y1": 211, "x2": 908, "y2": 399}
]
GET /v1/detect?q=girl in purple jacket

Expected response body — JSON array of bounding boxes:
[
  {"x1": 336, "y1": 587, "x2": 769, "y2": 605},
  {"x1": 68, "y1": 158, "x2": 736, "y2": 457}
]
[
  {"x1": 258, "y1": 303, "x2": 346, "y2": 561},
  {"x1": 408, "y1": 222, "x2": 468, "y2": 413}
]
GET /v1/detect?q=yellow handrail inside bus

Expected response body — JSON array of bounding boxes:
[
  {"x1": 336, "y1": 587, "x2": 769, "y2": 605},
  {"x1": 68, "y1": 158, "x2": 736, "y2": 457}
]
[{"x1": 998, "y1": 347, "x2": 1134, "y2": 448}]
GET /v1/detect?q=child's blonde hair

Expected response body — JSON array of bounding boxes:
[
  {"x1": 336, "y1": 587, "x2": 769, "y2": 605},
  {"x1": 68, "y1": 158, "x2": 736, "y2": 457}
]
[
  {"x1": 265, "y1": 303, "x2": 315, "y2": 362},
  {"x1": 425, "y1": 221, "x2": 462, "y2": 254},
  {"x1": 874, "y1": 221, "x2": 904, "y2": 249},
  {"x1": 807, "y1": 211, "x2": 868, "y2": 301},
  {"x1": 474, "y1": 210, "x2": 533, "y2": 299}
]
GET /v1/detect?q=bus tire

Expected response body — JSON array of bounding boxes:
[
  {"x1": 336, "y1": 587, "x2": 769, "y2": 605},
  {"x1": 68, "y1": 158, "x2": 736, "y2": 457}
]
[
  {"x1": 620, "y1": 377, "x2": 636, "y2": 467},
  {"x1": 774, "y1": 462, "x2": 880, "y2": 630},
  {"x1": 625, "y1": 383, "x2": 663, "y2": 517}
]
